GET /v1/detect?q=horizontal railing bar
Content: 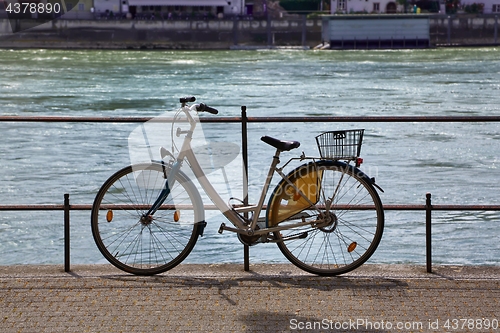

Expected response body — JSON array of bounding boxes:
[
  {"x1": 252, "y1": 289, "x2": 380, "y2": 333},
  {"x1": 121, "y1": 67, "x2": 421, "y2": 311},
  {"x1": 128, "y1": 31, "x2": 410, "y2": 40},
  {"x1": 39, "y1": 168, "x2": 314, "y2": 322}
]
[
  {"x1": 427, "y1": 204, "x2": 500, "y2": 211},
  {"x1": 1, "y1": 204, "x2": 500, "y2": 211},
  {"x1": 245, "y1": 116, "x2": 500, "y2": 123},
  {"x1": 1, "y1": 115, "x2": 500, "y2": 123},
  {"x1": 0, "y1": 116, "x2": 238, "y2": 123},
  {"x1": 0, "y1": 205, "x2": 67, "y2": 211},
  {"x1": 383, "y1": 204, "x2": 500, "y2": 211}
]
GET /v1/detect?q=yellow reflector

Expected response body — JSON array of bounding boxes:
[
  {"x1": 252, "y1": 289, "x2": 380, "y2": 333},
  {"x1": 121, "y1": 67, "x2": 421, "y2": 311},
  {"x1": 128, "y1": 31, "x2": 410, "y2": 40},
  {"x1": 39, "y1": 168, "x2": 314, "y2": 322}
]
[
  {"x1": 347, "y1": 242, "x2": 357, "y2": 253},
  {"x1": 106, "y1": 209, "x2": 113, "y2": 223},
  {"x1": 174, "y1": 210, "x2": 180, "y2": 222}
]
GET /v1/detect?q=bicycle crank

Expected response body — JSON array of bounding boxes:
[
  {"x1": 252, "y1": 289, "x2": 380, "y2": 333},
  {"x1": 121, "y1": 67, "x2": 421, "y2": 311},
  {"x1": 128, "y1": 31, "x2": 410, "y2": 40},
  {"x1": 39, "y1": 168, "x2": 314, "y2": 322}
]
[
  {"x1": 237, "y1": 225, "x2": 265, "y2": 246},
  {"x1": 237, "y1": 233, "x2": 262, "y2": 246}
]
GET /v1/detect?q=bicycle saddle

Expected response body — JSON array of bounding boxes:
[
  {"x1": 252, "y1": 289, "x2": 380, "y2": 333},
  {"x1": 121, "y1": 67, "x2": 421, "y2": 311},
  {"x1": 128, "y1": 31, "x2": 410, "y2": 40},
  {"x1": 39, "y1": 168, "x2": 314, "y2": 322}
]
[{"x1": 261, "y1": 136, "x2": 300, "y2": 151}]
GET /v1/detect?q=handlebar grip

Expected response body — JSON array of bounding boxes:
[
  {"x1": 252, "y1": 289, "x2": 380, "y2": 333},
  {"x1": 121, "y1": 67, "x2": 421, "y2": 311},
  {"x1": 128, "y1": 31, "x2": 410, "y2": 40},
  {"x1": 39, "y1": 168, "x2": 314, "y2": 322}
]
[
  {"x1": 180, "y1": 96, "x2": 196, "y2": 103},
  {"x1": 197, "y1": 103, "x2": 219, "y2": 115}
]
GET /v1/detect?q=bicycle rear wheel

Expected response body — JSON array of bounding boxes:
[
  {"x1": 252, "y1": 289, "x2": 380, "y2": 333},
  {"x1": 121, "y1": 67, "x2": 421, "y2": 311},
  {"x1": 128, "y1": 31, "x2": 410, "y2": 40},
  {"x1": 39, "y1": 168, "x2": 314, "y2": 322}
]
[
  {"x1": 91, "y1": 163, "x2": 203, "y2": 275},
  {"x1": 270, "y1": 160, "x2": 384, "y2": 276}
]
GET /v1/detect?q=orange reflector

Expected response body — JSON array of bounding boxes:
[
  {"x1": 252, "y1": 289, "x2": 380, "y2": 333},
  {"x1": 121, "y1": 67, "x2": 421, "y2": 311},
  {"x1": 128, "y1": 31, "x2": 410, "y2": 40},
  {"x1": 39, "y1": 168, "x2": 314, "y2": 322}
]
[
  {"x1": 106, "y1": 209, "x2": 113, "y2": 223},
  {"x1": 347, "y1": 242, "x2": 357, "y2": 253},
  {"x1": 174, "y1": 210, "x2": 180, "y2": 222},
  {"x1": 293, "y1": 192, "x2": 302, "y2": 201}
]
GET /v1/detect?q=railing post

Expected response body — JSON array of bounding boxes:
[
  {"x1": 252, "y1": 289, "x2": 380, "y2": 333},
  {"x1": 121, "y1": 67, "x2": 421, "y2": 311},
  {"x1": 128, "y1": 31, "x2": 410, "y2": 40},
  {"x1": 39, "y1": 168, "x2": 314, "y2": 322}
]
[
  {"x1": 267, "y1": 8, "x2": 272, "y2": 46},
  {"x1": 64, "y1": 193, "x2": 70, "y2": 272},
  {"x1": 426, "y1": 192, "x2": 432, "y2": 273},
  {"x1": 447, "y1": 16, "x2": 452, "y2": 45},
  {"x1": 495, "y1": 15, "x2": 498, "y2": 45},
  {"x1": 301, "y1": 15, "x2": 307, "y2": 47},
  {"x1": 241, "y1": 106, "x2": 250, "y2": 271},
  {"x1": 232, "y1": 16, "x2": 239, "y2": 46}
]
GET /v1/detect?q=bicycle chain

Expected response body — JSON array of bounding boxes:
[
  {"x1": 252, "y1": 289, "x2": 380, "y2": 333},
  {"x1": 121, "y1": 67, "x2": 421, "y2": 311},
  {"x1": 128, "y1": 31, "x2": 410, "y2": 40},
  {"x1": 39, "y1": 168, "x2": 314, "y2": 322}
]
[{"x1": 280, "y1": 228, "x2": 315, "y2": 240}]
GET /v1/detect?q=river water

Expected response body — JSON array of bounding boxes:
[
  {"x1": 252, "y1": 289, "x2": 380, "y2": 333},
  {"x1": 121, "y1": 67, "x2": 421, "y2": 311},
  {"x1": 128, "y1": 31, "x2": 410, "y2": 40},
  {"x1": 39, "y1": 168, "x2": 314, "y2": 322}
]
[{"x1": 0, "y1": 48, "x2": 499, "y2": 267}]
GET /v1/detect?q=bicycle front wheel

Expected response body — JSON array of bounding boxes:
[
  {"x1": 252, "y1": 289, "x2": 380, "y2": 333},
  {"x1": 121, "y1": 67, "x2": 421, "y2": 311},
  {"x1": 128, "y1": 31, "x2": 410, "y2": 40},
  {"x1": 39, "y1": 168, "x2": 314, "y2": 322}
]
[
  {"x1": 270, "y1": 161, "x2": 384, "y2": 276},
  {"x1": 91, "y1": 163, "x2": 203, "y2": 275}
]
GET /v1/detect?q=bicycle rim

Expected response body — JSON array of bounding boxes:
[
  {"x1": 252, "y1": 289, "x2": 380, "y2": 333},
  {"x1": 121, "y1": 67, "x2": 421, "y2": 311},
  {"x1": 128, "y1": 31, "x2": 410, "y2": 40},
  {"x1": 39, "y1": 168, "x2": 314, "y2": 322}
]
[
  {"x1": 91, "y1": 163, "x2": 201, "y2": 275},
  {"x1": 273, "y1": 161, "x2": 384, "y2": 276}
]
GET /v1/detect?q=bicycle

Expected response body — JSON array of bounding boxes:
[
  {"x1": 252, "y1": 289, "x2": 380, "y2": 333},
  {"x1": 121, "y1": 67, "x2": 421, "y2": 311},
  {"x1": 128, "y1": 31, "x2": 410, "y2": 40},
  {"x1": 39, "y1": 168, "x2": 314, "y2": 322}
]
[{"x1": 91, "y1": 97, "x2": 384, "y2": 276}]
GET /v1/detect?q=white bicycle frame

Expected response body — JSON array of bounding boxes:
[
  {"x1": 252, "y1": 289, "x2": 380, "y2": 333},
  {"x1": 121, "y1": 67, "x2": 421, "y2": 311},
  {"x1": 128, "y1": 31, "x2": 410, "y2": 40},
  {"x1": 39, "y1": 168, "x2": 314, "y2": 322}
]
[{"x1": 159, "y1": 103, "x2": 323, "y2": 237}]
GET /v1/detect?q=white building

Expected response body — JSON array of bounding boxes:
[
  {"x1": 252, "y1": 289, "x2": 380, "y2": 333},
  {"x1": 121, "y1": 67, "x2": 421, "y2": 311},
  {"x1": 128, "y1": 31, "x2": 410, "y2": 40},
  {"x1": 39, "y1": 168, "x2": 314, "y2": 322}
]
[
  {"x1": 93, "y1": 0, "x2": 246, "y2": 18},
  {"x1": 329, "y1": 0, "x2": 402, "y2": 14},
  {"x1": 329, "y1": 0, "x2": 500, "y2": 14},
  {"x1": 473, "y1": 0, "x2": 500, "y2": 13}
]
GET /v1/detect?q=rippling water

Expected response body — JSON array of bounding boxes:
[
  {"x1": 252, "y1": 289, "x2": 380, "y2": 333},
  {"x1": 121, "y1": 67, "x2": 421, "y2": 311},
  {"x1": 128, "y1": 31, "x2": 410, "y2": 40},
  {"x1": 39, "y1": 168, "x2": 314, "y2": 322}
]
[{"x1": 0, "y1": 48, "x2": 499, "y2": 267}]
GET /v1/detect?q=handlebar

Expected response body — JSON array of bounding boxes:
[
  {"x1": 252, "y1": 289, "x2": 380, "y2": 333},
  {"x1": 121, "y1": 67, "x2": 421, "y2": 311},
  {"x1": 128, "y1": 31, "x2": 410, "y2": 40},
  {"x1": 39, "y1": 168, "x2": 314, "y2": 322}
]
[
  {"x1": 180, "y1": 96, "x2": 196, "y2": 104},
  {"x1": 175, "y1": 97, "x2": 219, "y2": 138},
  {"x1": 179, "y1": 96, "x2": 219, "y2": 115},
  {"x1": 196, "y1": 103, "x2": 219, "y2": 115}
]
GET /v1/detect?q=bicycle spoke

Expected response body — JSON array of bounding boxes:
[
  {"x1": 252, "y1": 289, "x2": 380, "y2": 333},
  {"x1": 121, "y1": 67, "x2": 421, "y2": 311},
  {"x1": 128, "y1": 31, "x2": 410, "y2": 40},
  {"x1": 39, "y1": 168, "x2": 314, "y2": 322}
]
[
  {"x1": 91, "y1": 163, "x2": 200, "y2": 275},
  {"x1": 273, "y1": 161, "x2": 384, "y2": 276}
]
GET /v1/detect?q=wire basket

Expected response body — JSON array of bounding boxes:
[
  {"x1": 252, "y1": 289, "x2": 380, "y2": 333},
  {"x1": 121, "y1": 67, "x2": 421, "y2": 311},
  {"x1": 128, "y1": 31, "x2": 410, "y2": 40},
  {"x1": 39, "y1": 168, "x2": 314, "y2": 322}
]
[{"x1": 315, "y1": 129, "x2": 364, "y2": 160}]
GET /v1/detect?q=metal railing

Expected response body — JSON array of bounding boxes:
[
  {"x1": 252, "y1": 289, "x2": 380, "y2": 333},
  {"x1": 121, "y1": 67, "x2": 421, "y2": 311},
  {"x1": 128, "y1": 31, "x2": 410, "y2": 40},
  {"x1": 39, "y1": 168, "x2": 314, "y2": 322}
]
[{"x1": 1, "y1": 113, "x2": 500, "y2": 274}]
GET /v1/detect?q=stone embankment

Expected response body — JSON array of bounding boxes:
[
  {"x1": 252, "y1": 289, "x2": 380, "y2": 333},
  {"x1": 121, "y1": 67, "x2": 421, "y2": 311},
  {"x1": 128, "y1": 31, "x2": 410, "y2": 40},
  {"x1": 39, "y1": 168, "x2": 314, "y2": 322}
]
[
  {"x1": 0, "y1": 15, "x2": 498, "y2": 49},
  {"x1": 0, "y1": 17, "x2": 320, "y2": 49}
]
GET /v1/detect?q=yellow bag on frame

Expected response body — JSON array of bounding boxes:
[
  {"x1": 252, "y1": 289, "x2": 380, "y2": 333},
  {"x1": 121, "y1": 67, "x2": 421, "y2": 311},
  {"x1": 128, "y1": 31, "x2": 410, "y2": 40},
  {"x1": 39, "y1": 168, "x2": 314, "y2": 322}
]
[{"x1": 267, "y1": 164, "x2": 323, "y2": 227}]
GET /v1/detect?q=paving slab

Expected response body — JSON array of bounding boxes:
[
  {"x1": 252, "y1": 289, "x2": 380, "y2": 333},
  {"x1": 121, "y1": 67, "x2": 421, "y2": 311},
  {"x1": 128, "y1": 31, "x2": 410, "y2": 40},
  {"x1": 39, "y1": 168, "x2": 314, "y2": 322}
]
[{"x1": 0, "y1": 264, "x2": 499, "y2": 333}]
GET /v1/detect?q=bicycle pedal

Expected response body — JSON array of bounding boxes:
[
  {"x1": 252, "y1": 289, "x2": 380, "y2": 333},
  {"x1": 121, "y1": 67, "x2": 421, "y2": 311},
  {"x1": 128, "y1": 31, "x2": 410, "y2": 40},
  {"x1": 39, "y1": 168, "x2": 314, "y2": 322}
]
[{"x1": 218, "y1": 223, "x2": 225, "y2": 234}]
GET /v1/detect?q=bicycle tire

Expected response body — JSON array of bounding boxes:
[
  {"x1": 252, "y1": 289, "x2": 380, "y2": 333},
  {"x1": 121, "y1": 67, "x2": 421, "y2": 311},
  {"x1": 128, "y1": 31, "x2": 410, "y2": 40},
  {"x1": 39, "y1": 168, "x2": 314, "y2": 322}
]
[
  {"x1": 269, "y1": 160, "x2": 384, "y2": 276},
  {"x1": 91, "y1": 162, "x2": 203, "y2": 275}
]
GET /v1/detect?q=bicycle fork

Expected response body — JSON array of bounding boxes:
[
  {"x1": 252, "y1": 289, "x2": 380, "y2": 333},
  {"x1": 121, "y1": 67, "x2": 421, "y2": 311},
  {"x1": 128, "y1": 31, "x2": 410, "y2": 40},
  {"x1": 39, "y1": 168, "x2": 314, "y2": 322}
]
[{"x1": 144, "y1": 161, "x2": 180, "y2": 217}]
